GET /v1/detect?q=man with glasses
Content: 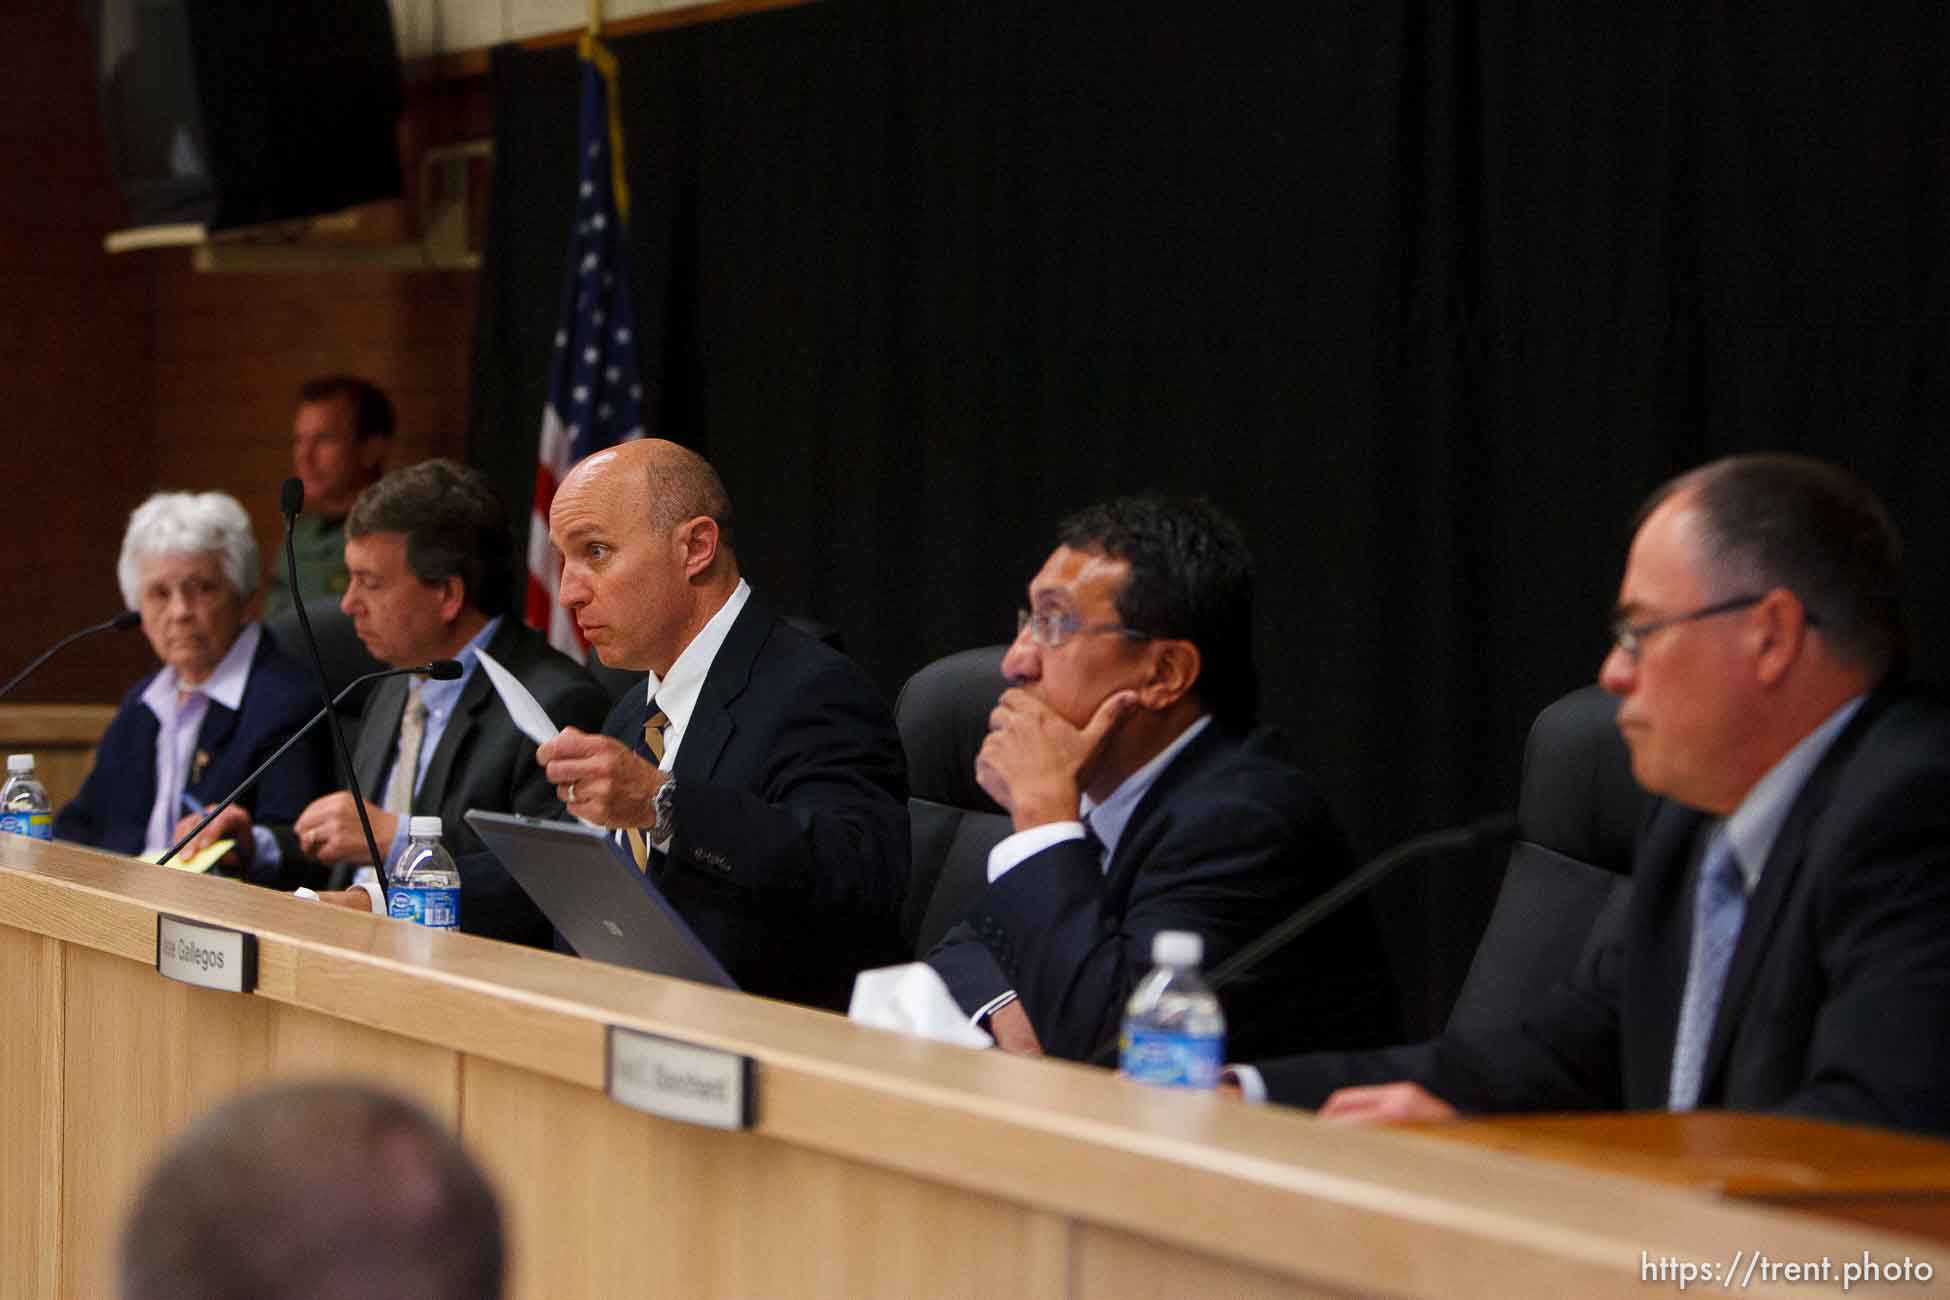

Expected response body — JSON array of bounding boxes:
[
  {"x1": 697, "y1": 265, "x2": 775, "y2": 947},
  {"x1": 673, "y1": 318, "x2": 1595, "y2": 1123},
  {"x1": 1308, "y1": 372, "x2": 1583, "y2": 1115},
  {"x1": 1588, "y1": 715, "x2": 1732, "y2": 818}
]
[
  {"x1": 1233, "y1": 454, "x2": 1950, "y2": 1139},
  {"x1": 927, "y1": 496, "x2": 1399, "y2": 1063}
]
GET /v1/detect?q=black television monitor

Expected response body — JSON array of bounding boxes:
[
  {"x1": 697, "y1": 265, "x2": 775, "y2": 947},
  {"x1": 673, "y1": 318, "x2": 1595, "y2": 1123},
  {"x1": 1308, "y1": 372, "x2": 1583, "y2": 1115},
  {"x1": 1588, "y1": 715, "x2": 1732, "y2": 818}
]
[{"x1": 85, "y1": 0, "x2": 403, "y2": 232}]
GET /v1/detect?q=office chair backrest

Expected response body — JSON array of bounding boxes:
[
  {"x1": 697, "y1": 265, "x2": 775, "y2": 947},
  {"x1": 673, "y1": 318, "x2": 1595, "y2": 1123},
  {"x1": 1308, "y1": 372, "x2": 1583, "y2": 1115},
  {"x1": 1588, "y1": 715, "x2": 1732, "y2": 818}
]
[
  {"x1": 895, "y1": 646, "x2": 1009, "y2": 812},
  {"x1": 895, "y1": 646, "x2": 1013, "y2": 954},
  {"x1": 262, "y1": 596, "x2": 386, "y2": 716},
  {"x1": 1445, "y1": 684, "x2": 1646, "y2": 1034}
]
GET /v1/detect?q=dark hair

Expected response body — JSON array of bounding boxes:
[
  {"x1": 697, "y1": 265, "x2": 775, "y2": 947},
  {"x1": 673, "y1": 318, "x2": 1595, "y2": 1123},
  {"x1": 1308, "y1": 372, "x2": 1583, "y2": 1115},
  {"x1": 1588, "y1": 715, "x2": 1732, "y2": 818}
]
[
  {"x1": 297, "y1": 374, "x2": 396, "y2": 441},
  {"x1": 119, "y1": 1082, "x2": 504, "y2": 1300},
  {"x1": 1639, "y1": 453, "x2": 1911, "y2": 678},
  {"x1": 1057, "y1": 496, "x2": 1257, "y2": 725},
  {"x1": 347, "y1": 459, "x2": 515, "y2": 617}
]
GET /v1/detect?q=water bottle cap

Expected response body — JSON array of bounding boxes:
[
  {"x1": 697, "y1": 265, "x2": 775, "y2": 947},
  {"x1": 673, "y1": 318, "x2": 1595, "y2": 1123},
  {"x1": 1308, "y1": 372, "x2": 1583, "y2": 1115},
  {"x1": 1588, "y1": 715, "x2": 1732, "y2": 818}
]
[
  {"x1": 6, "y1": 754, "x2": 33, "y2": 773},
  {"x1": 408, "y1": 816, "x2": 443, "y2": 840},
  {"x1": 1152, "y1": 930, "x2": 1202, "y2": 967}
]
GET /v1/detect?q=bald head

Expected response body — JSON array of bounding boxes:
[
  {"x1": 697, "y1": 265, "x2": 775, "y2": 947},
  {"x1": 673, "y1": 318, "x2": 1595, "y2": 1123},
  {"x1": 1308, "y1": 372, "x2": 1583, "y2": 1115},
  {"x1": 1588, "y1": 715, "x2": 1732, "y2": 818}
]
[
  {"x1": 565, "y1": 439, "x2": 736, "y2": 546},
  {"x1": 549, "y1": 439, "x2": 741, "y2": 672}
]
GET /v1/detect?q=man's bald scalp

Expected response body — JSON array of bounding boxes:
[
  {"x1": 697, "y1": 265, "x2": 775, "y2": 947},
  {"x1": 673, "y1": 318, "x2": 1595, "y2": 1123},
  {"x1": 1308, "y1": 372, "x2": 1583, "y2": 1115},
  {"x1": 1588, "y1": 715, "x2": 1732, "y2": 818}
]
[{"x1": 641, "y1": 439, "x2": 735, "y2": 544}]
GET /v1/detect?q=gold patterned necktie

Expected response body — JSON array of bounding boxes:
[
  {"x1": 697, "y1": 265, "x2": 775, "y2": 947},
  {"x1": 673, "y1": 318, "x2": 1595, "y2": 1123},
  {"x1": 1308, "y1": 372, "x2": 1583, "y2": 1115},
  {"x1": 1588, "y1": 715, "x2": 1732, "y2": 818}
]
[
  {"x1": 383, "y1": 685, "x2": 427, "y2": 815},
  {"x1": 627, "y1": 706, "x2": 670, "y2": 870}
]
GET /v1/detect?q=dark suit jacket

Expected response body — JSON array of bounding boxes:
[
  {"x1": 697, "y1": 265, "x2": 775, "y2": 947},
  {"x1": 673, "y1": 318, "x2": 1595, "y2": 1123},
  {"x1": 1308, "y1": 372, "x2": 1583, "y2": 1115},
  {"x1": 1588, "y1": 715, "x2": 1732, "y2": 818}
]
[
  {"x1": 257, "y1": 619, "x2": 611, "y2": 946},
  {"x1": 54, "y1": 631, "x2": 332, "y2": 855},
  {"x1": 599, "y1": 593, "x2": 909, "y2": 1012},
  {"x1": 928, "y1": 724, "x2": 1399, "y2": 1063},
  {"x1": 1257, "y1": 687, "x2": 1950, "y2": 1138}
]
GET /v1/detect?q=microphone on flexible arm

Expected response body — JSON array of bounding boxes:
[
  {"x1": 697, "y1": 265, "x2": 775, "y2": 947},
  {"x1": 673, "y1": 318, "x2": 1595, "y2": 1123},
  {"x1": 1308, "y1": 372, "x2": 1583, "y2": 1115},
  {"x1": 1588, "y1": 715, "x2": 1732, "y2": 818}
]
[
  {"x1": 276, "y1": 477, "x2": 388, "y2": 893},
  {"x1": 156, "y1": 660, "x2": 462, "y2": 867},
  {"x1": 0, "y1": 609, "x2": 143, "y2": 702},
  {"x1": 1085, "y1": 813, "x2": 1522, "y2": 1066}
]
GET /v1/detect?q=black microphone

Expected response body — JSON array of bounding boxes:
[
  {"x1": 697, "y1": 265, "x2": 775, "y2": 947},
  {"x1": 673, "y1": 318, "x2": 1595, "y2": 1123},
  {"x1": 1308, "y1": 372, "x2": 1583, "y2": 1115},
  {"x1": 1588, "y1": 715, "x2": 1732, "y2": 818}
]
[
  {"x1": 156, "y1": 660, "x2": 461, "y2": 868},
  {"x1": 1085, "y1": 814, "x2": 1521, "y2": 1066},
  {"x1": 276, "y1": 477, "x2": 388, "y2": 892},
  {"x1": 0, "y1": 609, "x2": 144, "y2": 702}
]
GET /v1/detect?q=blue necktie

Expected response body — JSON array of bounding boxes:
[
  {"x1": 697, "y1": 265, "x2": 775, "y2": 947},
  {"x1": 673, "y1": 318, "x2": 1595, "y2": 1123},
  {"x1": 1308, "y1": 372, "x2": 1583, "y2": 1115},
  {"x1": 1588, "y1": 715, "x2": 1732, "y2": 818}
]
[{"x1": 1668, "y1": 832, "x2": 1747, "y2": 1110}]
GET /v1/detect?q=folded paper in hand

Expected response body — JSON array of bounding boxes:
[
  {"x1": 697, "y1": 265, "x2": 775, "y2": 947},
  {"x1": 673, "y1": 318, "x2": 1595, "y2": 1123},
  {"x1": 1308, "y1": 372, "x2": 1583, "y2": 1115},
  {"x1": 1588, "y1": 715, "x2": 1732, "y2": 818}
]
[{"x1": 475, "y1": 648, "x2": 560, "y2": 746}]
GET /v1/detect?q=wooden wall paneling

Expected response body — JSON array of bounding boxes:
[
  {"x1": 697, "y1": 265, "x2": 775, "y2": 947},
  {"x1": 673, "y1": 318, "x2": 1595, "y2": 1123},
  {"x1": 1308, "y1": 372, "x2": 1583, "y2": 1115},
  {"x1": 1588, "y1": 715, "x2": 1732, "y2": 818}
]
[
  {"x1": 265, "y1": 1001, "x2": 464, "y2": 1123},
  {"x1": 1075, "y1": 1226, "x2": 1351, "y2": 1300},
  {"x1": 0, "y1": 705, "x2": 118, "y2": 810},
  {"x1": 56, "y1": 945, "x2": 465, "y2": 1299},
  {"x1": 0, "y1": 7, "x2": 157, "y2": 704},
  {"x1": 0, "y1": 926, "x2": 63, "y2": 1300},
  {"x1": 461, "y1": 1054, "x2": 1074, "y2": 1300},
  {"x1": 61, "y1": 946, "x2": 278, "y2": 1299}
]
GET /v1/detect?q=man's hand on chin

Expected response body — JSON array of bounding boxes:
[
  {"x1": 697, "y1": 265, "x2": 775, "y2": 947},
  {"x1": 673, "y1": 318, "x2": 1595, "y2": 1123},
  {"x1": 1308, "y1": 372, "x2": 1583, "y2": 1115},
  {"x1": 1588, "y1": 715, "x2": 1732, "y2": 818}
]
[
  {"x1": 975, "y1": 688, "x2": 1137, "y2": 830},
  {"x1": 1315, "y1": 1082, "x2": 1457, "y2": 1125}
]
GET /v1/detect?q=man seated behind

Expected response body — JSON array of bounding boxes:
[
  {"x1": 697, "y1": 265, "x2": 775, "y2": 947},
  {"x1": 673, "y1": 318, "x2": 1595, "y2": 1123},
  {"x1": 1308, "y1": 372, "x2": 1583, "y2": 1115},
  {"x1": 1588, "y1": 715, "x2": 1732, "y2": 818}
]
[
  {"x1": 189, "y1": 460, "x2": 611, "y2": 945},
  {"x1": 1237, "y1": 454, "x2": 1950, "y2": 1140},
  {"x1": 263, "y1": 373, "x2": 395, "y2": 616},
  {"x1": 536, "y1": 438, "x2": 909, "y2": 1011},
  {"x1": 927, "y1": 497, "x2": 1398, "y2": 1063}
]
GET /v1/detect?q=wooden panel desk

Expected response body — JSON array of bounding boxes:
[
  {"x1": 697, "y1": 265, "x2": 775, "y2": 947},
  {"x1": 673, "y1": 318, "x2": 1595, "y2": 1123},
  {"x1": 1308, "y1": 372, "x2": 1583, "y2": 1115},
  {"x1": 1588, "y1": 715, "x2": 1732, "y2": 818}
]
[
  {"x1": 1414, "y1": 1113, "x2": 1950, "y2": 1247},
  {"x1": 4, "y1": 837, "x2": 1945, "y2": 1299}
]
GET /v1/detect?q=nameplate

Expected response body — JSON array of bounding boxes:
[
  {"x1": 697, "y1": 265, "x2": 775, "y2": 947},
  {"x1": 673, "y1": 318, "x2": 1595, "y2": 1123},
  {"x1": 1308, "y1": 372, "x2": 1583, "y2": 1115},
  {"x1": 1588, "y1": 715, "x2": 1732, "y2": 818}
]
[
  {"x1": 605, "y1": 1026, "x2": 754, "y2": 1131},
  {"x1": 155, "y1": 915, "x2": 258, "y2": 994}
]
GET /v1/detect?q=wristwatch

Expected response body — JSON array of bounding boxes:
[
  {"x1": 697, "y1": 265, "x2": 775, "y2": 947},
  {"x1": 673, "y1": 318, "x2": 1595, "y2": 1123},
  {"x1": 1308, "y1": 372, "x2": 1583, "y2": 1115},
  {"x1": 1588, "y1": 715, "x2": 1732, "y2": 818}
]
[{"x1": 651, "y1": 776, "x2": 678, "y2": 841}]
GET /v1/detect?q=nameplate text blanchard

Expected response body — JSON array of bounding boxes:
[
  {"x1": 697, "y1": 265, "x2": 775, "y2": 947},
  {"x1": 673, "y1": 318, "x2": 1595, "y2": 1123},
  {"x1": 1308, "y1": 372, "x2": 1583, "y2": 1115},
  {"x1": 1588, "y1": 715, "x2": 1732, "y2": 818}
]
[{"x1": 606, "y1": 1025, "x2": 754, "y2": 1131}]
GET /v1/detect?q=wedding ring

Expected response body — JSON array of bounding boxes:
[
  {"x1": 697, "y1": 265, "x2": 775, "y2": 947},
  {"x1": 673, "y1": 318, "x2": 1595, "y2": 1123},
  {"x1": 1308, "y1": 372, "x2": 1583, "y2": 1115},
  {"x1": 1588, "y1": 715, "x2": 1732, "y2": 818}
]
[{"x1": 568, "y1": 782, "x2": 579, "y2": 803}]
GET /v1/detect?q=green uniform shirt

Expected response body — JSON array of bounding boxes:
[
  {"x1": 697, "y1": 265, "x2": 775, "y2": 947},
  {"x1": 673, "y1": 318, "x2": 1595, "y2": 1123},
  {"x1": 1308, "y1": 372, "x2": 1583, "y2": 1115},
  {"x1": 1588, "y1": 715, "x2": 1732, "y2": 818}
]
[{"x1": 262, "y1": 513, "x2": 351, "y2": 617}]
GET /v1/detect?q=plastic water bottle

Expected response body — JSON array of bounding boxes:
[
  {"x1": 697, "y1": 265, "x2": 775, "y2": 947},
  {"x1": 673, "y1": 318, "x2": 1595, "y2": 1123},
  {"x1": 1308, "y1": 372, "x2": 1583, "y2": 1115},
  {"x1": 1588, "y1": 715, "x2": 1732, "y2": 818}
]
[
  {"x1": 1119, "y1": 930, "x2": 1226, "y2": 1090},
  {"x1": 0, "y1": 754, "x2": 53, "y2": 840},
  {"x1": 386, "y1": 816, "x2": 460, "y2": 930}
]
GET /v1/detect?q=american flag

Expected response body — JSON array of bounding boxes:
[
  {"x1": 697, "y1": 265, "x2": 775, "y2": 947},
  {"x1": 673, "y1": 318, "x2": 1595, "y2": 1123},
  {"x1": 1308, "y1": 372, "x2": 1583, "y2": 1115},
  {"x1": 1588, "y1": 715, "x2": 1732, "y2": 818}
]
[{"x1": 525, "y1": 33, "x2": 647, "y2": 657}]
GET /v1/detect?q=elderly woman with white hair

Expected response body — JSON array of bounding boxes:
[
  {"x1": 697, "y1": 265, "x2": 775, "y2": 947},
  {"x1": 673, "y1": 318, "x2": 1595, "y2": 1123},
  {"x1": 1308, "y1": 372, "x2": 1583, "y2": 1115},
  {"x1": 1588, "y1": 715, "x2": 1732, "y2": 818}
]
[{"x1": 54, "y1": 491, "x2": 333, "y2": 859}]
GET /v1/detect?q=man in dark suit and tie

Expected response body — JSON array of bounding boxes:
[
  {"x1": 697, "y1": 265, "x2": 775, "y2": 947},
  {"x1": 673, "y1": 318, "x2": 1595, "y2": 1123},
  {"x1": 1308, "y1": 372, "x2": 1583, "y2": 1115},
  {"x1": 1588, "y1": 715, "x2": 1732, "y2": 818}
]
[
  {"x1": 1237, "y1": 454, "x2": 1950, "y2": 1139},
  {"x1": 924, "y1": 496, "x2": 1397, "y2": 1063},
  {"x1": 537, "y1": 439, "x2": 908, "y2": 1011},
  {"x1": 189, "y1": 460, "x2": 611, "y2": 944}
]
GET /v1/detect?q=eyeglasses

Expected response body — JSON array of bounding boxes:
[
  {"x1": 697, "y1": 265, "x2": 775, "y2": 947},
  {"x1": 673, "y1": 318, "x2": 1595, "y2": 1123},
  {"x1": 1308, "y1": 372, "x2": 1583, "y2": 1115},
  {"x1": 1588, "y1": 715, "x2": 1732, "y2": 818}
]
[
  {"x1": 1016, "y1": 608, "x2": 1151, "y2": 650},
  {"x1": 1610, "y1": 594, "x2": 1768, "y2": 658}
]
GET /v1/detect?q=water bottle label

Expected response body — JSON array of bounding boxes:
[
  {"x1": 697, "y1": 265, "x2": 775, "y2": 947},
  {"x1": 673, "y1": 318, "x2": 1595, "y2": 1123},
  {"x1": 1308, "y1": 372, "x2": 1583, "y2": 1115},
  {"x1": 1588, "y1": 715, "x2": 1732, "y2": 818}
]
[
  {"x1": 0, "y1": 811, "x2": 52, "y2": 840},
  {"x1": 1120, "y1": 1027, "x2": 1224, "y2": 1090},
  {"x1": 388, "y1": 886, "x2": 460, "y2": 930}
]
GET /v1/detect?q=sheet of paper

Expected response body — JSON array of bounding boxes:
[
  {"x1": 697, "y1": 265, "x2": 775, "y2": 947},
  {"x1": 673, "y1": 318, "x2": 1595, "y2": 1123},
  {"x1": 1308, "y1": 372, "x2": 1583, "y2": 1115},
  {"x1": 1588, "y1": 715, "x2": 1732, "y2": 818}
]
[
  {"x1": 475, "y1": 647, "x2": 562, "y2": 746},
  {"x1": 140, "y1": 838, "x2": 235, "y2": 874}
]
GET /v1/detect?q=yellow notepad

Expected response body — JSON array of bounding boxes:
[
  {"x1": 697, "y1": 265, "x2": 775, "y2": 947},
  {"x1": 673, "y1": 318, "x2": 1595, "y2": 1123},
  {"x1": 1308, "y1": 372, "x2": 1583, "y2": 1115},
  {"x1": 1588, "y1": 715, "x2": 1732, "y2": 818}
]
[{"x1": 140, "y1": 839, "x2": 235, "y2": 874}]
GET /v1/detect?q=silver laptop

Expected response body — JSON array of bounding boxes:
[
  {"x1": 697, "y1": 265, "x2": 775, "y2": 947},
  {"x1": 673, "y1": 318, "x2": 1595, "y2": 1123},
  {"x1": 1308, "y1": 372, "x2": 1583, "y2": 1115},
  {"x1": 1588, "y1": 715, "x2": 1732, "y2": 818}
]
[{"x1": 465, "y1": 810, "x2": 736, "y2": 990}]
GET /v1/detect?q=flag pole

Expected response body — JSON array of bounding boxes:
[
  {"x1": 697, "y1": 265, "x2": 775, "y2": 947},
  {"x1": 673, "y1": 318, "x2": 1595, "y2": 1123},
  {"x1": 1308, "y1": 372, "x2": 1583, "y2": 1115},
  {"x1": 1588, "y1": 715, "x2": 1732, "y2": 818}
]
[{"x1": 588, "y1": 0, "x2": 602, "y2": 36}]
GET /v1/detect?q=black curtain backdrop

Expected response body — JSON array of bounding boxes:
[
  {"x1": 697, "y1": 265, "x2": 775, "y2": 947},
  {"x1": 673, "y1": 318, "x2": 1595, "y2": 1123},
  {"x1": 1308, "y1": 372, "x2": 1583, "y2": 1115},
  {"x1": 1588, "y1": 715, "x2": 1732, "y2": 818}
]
[{"x1": 471, "y1": 1, "x2": 1950, "y2": 1032}]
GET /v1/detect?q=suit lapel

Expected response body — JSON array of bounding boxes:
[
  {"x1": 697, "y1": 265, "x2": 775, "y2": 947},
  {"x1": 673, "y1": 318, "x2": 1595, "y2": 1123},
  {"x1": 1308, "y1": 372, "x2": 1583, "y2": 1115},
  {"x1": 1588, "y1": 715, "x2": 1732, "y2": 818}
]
[
  {"x1": 673, "y1": 595, "x2": 769, "y2": 784},
  {"x1": 1695, "y1": 690, "x2": 1883, "y2": 1101},
  {"x1": 355, "y1": 676, "x2": 407, "y2": 801},
  {"x1": 190, "y1": 699, "x2": 239, "y2": 796},
  {"x1": 1099, "y1": 724, "x2": 1225, "y2": 902}
]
